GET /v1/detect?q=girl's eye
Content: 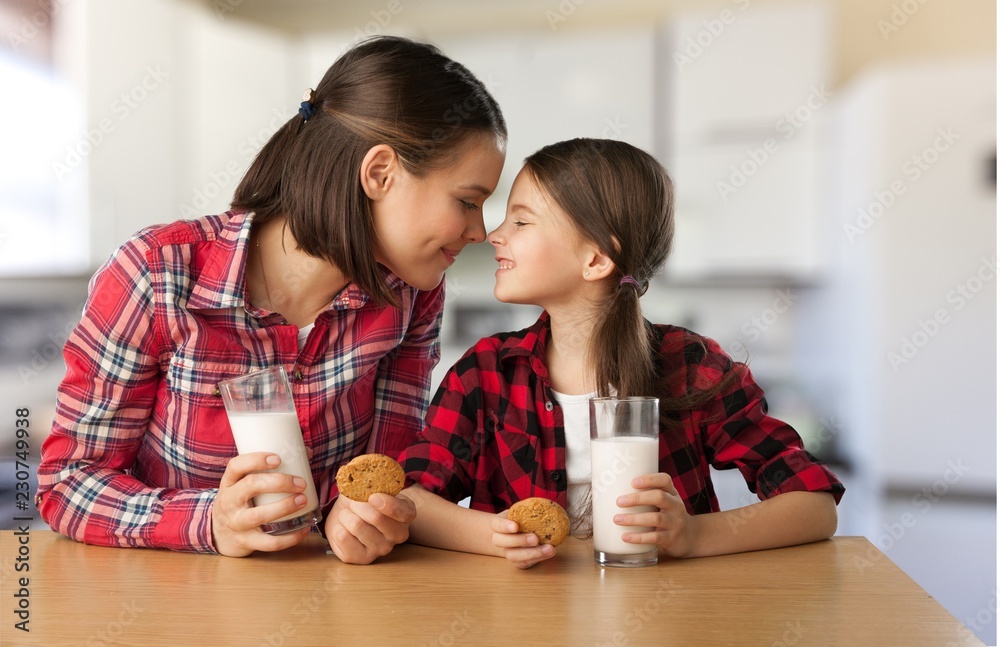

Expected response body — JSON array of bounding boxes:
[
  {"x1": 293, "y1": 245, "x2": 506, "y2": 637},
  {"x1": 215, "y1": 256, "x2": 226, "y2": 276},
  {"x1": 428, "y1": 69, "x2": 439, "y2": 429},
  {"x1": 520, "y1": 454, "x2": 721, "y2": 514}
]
[
  {"x1": 461, "y1": 200, "x2": 480, "y2": 211},
  {"x1": 513, "y1": 221, "x2": 528, "y2": 228}
]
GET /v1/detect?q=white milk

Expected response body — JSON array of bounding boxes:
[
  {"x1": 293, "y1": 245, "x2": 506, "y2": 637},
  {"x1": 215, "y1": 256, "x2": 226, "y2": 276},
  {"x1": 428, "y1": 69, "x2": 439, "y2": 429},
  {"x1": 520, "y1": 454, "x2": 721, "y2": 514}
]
[
  {"x1": 590, "y1": 436, "x2": 659, "y2": 555},
  {"x1": 228, "y1": 411, "x2": 319, "y2": 522}
]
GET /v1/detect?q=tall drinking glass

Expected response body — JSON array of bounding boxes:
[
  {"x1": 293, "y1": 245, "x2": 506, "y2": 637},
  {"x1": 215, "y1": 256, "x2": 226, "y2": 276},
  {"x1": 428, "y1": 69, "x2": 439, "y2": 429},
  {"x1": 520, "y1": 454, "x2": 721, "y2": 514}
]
[
  {"x1": 590, "y1": 396, "x2": 659, "y2": 567},
  {"x1": 218, "y1": 366, "x2": 320, "y2": 535}
]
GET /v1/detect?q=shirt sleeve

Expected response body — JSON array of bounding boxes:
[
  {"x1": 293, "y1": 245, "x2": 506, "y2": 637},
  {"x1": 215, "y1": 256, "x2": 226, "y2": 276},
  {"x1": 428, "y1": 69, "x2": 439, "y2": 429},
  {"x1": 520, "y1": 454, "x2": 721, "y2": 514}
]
[
  {"x1": 36, "y1": 239, "x2": 217, "y2": 553},
  {"x1": 398, "y1": 345, "x2": 488, "y2": 504},
  {"x1": 692, "y1": 337, "x2": 845, "y2": 505},
  {"x1": 365, "y1": 282, "x2": 446, "y2": 462}
]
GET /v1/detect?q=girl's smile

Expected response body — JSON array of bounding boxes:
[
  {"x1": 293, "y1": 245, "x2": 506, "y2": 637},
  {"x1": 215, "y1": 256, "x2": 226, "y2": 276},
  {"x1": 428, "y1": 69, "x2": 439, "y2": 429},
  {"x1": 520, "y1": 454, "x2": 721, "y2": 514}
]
[{"x1": 487, "y1": 167, "x2": 598, "y2": 310}]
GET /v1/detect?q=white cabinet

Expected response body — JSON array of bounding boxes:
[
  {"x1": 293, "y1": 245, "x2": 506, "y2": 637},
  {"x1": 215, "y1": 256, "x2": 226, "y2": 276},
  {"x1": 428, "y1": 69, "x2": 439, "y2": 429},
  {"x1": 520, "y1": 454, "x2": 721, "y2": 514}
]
[
  {"x1": 441, "y1": 28, "x2": 656, "y2": 230},
  {"x1": 54, "y1": 0, "x2": 293, "y2": 269},
  {"x1": 174, "y1": 13, "x2": 295, "y2": 222},
  {"x1": 799, "y1": 59, "x2": 996, "y2": 494},
  {"x1": 660, "y1": 3, "x2": 833, "y2": 281},
  {"x1": 55, "y1": 0, "x2": 181, "y2": 267}
]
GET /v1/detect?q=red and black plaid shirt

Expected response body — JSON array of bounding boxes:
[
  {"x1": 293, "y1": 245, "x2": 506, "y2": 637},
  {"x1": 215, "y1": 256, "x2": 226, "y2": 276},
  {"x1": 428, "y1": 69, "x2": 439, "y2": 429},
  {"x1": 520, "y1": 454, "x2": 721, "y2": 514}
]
[
  {"x1": 400, "y1": 313, "x2": 844, "y2": 515},
  {"x1": 38, "y1": 211, "x2": 443, "y2": 553}
]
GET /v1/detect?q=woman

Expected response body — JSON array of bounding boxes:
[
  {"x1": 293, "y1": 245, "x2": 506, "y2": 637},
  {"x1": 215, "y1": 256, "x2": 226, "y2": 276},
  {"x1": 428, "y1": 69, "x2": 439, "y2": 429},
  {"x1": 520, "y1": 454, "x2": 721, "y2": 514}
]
[{"x1": 37, "y1": 36, "x2": 507, "y2": 560}]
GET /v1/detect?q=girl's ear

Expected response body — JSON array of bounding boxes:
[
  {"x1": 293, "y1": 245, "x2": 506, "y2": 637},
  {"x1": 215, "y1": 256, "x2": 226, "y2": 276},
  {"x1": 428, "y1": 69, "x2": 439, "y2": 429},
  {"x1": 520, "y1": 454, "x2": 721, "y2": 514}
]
[
  {"x1": 359, "y1": 144, "x2": 398, "y2": 200},
  {"x1": 583, "y1": 245, "x2": 616, "y2": 281}
]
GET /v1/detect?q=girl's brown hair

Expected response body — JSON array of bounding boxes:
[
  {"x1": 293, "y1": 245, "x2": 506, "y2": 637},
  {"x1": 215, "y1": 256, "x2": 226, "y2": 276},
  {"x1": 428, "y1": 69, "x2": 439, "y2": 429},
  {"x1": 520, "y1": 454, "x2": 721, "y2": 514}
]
[
  {"x1": 232, "y1": 36, "x2": 507, "y2": 307},
  {"x1": 524, "y1": 139, "x2": 670, "y2": 397},
  {"x1": 524, "y1": 139, "x2": 743, "y2": 416}
]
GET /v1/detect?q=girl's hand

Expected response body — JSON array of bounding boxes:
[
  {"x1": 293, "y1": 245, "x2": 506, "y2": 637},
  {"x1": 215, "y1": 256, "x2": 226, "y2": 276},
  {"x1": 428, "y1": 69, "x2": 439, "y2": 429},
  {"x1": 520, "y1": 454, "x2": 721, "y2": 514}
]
[
  {"x1": 212, "y1": 452, "x2": 313, "y2": 557},
  {"x1": 325, "y1": 492, "x2": 415, "y2": 564},
  {"x1": 614, "y1": 472, "x2": 699, "y2": 558},
  {"x1": 490, "y1": 511, "x2": 557, "y2": 569}
]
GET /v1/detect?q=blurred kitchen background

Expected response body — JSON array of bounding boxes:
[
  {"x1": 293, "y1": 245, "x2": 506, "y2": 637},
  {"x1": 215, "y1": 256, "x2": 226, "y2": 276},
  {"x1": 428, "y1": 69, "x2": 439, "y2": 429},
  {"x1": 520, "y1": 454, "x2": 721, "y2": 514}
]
[{"x1": 0, "y1": 0, "x2": 995, "y2": 641}]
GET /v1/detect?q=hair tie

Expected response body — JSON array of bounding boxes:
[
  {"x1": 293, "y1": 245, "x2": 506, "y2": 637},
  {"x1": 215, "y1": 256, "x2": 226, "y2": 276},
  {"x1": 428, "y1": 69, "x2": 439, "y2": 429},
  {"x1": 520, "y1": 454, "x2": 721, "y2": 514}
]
[
  {"x1": 619, "y1": 275, "x2": 641, "y2": 289},
  {"x1": 298, "y1": 87, "x2": 318, "y2": 122}
]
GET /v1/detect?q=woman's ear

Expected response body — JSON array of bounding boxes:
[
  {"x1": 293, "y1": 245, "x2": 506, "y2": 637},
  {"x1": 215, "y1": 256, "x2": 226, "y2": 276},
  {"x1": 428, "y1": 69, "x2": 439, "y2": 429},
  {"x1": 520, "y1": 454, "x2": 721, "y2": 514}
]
[{"x1": 359, "y1": 144, "x2": 398, "y2": 200}]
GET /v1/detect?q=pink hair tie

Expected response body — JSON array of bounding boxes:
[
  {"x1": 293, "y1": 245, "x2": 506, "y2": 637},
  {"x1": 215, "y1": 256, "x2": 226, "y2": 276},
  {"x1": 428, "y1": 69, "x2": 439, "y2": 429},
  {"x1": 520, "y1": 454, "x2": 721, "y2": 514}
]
[{"x1": 619, "y1": 275, "x2": 641, "y2": 289}]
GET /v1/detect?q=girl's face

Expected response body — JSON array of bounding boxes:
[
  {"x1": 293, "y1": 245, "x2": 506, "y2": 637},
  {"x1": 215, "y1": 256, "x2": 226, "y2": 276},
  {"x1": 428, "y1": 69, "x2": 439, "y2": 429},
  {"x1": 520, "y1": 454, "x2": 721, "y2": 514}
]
[
  {"x1": 369, "y1": 135, "x2": 505, "y2": 291},
  {"x1": 488, "y1": 167, "x2": 595, "y2": 308}
]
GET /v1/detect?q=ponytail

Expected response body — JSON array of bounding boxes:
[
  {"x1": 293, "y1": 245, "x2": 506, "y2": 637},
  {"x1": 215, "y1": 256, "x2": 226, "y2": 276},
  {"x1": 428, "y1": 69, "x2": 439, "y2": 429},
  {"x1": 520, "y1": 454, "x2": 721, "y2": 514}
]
[
  {"x1": 590, "y1": 276, "x2": 655, "y2": 398},
  {"x1": 526, "y1": 138, "x2": 747, "y2": 431},
  {"x1": 523, "y1": 139, "x2": 671, "y2": 397}
]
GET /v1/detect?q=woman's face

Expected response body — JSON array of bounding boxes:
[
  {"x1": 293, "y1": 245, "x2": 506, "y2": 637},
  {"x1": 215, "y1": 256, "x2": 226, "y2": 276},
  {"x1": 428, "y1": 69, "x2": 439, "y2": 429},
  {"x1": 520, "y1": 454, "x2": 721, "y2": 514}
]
[{"x1": 369, "y1": 135, "x2": 505, "y2": 291}]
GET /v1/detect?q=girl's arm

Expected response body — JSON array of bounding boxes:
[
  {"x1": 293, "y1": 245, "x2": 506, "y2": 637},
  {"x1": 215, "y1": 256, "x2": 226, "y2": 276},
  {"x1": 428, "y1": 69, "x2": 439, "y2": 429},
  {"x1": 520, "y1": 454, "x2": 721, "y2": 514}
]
[
  {"x1": 618, "y1": 474, "x2": 837, "y2": 558},
  {"x1": 405, "y1": 485, "x2": 555, "y2": 568},
  {"x1": 632, "y1": 331, "x2": 844, "y2": 558},
  {"x1": 686, "y1": 490, "x2": 837, "y2": 557},
  {"x1": 404, "y1": 484, "x2": 501, "y2": 556}
]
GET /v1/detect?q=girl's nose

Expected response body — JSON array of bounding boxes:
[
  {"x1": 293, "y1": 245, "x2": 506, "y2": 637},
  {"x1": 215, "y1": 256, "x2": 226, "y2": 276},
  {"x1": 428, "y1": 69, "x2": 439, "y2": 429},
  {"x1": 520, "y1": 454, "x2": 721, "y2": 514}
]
[{"x1": 487, "y1": 224, "x2": 504, "y2": 247}]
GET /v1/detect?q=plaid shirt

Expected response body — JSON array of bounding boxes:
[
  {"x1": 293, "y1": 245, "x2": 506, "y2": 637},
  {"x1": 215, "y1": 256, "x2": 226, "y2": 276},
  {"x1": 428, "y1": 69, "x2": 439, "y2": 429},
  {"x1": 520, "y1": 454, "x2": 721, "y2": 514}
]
[
  {"x1": 400, "y1": 313, "x2": 844, "y2": 515},
  {"x1": 37, "y1": 211, "x2": 443, "y2": 553}
]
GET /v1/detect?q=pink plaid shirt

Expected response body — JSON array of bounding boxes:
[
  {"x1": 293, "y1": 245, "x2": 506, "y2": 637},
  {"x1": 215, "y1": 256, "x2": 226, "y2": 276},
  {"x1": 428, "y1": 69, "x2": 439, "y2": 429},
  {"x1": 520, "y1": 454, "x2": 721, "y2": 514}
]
[{"x1": 37, "y1": 211, "x2": 444, "y2": 553}]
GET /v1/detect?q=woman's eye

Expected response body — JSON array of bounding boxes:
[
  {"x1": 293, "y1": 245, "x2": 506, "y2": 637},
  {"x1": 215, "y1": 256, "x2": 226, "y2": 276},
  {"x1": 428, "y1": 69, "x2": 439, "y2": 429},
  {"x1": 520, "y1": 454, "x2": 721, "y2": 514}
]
[{"x1": 461, "y1": 200, "x2": 480, "y2": 211}]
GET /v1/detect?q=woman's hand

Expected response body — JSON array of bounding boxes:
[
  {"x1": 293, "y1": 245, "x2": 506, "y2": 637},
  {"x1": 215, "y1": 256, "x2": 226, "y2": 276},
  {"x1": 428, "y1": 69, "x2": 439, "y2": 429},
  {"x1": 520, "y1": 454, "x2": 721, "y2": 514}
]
[
  {"x1": 614, "y1": 472, "x2": 699, "y2": 558},
  {"x1": 211, "y1": 452, "x2": 313, "y2": 557},
  {"x1": 490, "y1": 512, "x2": 557, "y2": 569},
  {"x1": 325, "y1": 492, "x2": 415, "y2": 564}
]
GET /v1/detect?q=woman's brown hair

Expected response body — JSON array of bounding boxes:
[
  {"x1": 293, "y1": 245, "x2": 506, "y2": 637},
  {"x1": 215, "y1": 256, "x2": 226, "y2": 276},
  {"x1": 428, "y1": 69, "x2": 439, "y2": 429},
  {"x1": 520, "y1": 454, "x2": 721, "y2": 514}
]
[
  {"x1": 232, "y1": 36, "x2": 507, "y2": 307},
  {"x1": 524, "y1": 139, "x2": 744, "y2": 417}
]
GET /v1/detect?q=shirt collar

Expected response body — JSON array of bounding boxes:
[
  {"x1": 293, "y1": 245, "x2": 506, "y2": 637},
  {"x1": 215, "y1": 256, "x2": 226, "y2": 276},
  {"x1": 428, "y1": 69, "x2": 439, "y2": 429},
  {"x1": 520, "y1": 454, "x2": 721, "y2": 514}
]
[
  {"x1": 497, "y1": 311, "x2": 551, "y2": 379},
  {"x1": 329, "y1": 265, "x2": 406, "y2": 312},
  {"x1": 187, "y1": 211, "x2": 253, "y2": 311},
  {"x1": 188, "y1": 211, "x2": 405, "y2": 313}
]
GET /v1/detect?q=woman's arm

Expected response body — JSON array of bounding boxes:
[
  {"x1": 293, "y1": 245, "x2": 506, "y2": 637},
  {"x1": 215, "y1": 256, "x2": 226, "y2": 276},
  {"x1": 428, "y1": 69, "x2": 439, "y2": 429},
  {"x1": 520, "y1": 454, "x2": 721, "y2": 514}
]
[
  {"x1": 324, "y1": 284, "x2": 445, "y2": 564},
  {"x1": 37, "y1": 234, "x2": 313, "y2": 555},
  {"x1": 37, "y1": 239, "x2": 219, "y2": 552},
  {"x1": 366, "y1": 283, "x2": 445, "y2": 457}
]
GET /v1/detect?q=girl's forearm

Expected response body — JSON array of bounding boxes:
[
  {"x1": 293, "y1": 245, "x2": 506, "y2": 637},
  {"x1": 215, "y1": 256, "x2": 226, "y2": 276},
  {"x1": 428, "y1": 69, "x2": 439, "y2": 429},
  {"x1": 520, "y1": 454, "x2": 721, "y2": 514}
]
[
  {"x1": 403, "y1": 484, "x2": 505, "y2": 557},
  {"x1": 686, "y1": 491, "x2": 838, "y2": 558}
]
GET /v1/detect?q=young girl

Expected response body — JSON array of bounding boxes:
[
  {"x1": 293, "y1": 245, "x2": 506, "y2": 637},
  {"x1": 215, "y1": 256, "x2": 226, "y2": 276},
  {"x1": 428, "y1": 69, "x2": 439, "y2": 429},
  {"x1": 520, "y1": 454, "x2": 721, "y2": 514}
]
[
  {"x1": 398, "y1": 138, "x2": 844, "y2": 568},
  {"x1": 36, "y1": 36, "x2": 506, "y2": 561}
]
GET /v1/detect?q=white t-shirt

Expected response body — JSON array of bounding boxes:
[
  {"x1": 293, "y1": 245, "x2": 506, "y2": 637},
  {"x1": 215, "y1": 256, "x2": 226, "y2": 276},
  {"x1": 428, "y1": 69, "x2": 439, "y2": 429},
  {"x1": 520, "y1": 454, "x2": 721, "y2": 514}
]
[
  {"x1": 551, "y1": 388, "x2": 597, "y2": 538},
  {"x1": 297, "y1": 323, "x2": 314, "y2": 350}
]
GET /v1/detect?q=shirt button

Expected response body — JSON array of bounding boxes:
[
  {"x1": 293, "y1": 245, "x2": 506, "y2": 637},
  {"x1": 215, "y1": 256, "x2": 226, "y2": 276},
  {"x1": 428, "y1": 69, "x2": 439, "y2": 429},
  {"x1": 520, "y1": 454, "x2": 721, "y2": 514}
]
[
  {"x1": 550, "y1": 471, "x2": 561, "y2": 481},
  {"x1": 212, "y1": 386, "x2": 221, "y2": 397},
  {"x1": 544, "y1": 401, "x2": 554, "y2": 411},
  {"x1": 294, "y1": 370, "x2": 304, "y2": 381}
]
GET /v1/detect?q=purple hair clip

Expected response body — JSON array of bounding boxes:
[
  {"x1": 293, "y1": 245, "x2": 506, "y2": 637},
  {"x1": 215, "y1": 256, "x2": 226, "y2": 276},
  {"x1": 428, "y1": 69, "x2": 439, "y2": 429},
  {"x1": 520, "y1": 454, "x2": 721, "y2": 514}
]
[{"x1": 619, "y1": 275, "x2": 641, "y2": 289}]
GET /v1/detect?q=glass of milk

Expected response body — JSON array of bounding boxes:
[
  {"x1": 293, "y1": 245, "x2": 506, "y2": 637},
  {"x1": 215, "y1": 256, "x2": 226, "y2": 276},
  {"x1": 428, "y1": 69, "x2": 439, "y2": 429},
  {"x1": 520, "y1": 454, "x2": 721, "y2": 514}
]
[
  {"x1": 218, "y1": 366, "x2": 320, "y2": 535},
  {"x1": 589, "y1": 396, "x2": 659, "y2": 567}
]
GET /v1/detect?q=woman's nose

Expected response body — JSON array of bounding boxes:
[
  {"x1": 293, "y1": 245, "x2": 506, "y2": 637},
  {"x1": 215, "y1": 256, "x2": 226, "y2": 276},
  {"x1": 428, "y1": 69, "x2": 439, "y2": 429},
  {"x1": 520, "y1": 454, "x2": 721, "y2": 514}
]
[{"x1": 465, "y1": 212, "x2": 487, "y2": 243}]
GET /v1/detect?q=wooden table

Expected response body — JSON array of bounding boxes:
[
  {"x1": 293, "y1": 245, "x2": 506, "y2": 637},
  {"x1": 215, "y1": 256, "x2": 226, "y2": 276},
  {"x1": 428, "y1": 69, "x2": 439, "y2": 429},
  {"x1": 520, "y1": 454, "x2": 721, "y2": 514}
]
[{"x1": 0, "y1": 531, "x2": 982, "y2": 646}]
